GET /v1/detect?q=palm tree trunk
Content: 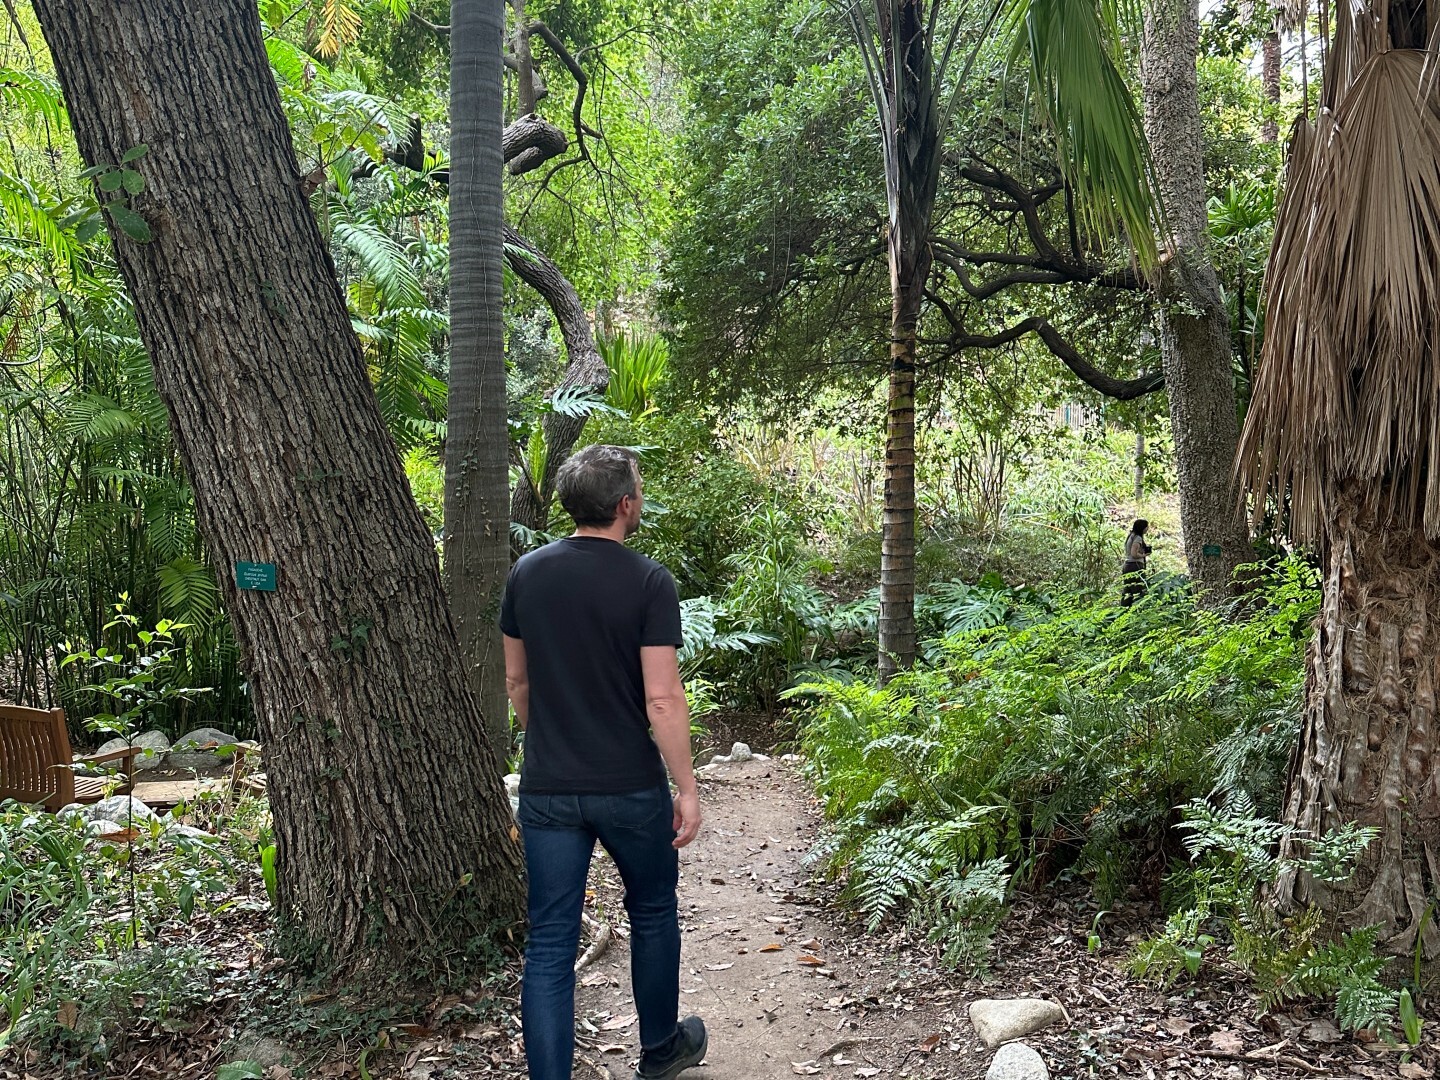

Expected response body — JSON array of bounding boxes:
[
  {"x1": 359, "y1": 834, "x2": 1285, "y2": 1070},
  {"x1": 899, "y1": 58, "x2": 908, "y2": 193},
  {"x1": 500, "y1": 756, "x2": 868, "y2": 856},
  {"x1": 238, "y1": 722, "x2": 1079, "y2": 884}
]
[
  {"x1": 1141, "y1": 0, "x2": 1251, "y2": 599},
  {"x1": 448, "y1": 0, "x2": 513, "y2": 756},
  {"x1": 1277, "y1": 484, "x2": 1440, "y2": 960},
  {"x1": 878, "y1": 235, "x2": 928, "y2": 683},
  {"x1": 1262, "y1": 30, "x2": 1282, "y2": 143},
  {"x1": 33, "y1": 0, "x2": 524, "y2": 978}
]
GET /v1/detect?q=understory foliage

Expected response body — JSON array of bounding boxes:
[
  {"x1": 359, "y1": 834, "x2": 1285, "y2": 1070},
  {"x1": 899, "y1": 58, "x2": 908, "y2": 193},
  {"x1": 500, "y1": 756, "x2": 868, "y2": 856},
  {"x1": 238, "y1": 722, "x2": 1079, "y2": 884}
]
[
  {"x1": 1132, "y1": 796, "x2": 1397, "y2": 1033},
  {"x1": 794, "y1": 561, "x2": 1319, "y2": 968},
  {"x1": 0, "y1": 797, "x2": 269, "y2": 1061}
]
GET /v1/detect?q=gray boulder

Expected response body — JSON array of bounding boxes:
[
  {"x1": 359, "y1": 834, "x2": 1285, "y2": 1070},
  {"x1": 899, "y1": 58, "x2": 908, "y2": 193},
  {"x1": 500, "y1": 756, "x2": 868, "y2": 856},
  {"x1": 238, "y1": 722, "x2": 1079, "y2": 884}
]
[
  {"x1": 970, "y1": 998, "x2": 1065, "y2": 1049},
  {"x1": 728, "y1": 741, "x2": 753, "y2": 762},
  {"x1": 94, "y1": 730, "x2": 171, "y2": 772},
  {"x1": 986, "y1": 1043, "x2": 1049, "y2": 1080},
  {"x1": 168, "y1": 727, "x2": 238, "y2": 771}
]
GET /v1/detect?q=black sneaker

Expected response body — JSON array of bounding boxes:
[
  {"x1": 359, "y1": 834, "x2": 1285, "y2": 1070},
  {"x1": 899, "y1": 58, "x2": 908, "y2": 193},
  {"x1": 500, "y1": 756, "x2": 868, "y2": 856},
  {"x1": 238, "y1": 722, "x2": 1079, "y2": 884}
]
[{"x1": 634, "y1": 1015, "x2": 707, "y2": 1080}]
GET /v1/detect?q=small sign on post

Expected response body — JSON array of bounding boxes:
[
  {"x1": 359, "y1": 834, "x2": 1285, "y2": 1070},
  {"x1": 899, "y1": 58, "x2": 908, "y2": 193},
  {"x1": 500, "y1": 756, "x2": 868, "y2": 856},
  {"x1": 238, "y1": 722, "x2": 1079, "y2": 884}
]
[
  {"x1": 1202, "y1": 544, "x2": 1222, "y2": 558},
  {"x1": 235, "y1": 561, "x2": 277, "y2": 592}
]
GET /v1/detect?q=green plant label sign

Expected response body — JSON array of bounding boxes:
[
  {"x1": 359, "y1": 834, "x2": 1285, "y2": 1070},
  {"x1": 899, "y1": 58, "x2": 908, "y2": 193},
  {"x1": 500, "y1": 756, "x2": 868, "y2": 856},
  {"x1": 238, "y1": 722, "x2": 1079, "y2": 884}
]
[
  {"x1": 1202, "y1": 544, "x2": 1222, "y2": 557},
  {"x1": 235, "y1": 562, "x2": 277, "y2": 592}
]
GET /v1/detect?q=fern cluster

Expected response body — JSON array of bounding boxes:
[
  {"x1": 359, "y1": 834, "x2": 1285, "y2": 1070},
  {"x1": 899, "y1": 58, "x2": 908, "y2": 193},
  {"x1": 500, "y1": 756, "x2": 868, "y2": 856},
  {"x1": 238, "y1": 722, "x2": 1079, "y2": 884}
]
[
  {"x1": 1132, "y1": 797, "x2": 1396, "y2": 1033},
  {"x1": 794, "y1": 561, "x2": 1319, "y2": 967}
]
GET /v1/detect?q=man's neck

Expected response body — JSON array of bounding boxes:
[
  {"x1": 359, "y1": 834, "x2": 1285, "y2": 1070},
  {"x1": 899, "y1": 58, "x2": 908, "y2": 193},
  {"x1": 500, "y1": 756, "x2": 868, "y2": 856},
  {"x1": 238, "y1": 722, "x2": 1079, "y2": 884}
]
[{"x1": 572, "y1": 523, "x2": 628, "y2": 544}]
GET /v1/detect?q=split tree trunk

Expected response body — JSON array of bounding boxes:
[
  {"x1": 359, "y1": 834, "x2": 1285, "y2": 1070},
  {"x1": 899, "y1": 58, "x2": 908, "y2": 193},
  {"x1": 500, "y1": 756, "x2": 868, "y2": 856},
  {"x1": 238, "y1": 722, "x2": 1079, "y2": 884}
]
[
  {"x1": 33, "y1": 0, "x2": 524, "y2": 977},
  {"x1": 1140, "y1": 0, "x2": 1251, "y2": 598},
  {"x1": 1278, "y1": 486, "x2": 1440, "y2": 960},
  {"x1": 448, "y1": 0, "x2": 513, "y2": 754}
]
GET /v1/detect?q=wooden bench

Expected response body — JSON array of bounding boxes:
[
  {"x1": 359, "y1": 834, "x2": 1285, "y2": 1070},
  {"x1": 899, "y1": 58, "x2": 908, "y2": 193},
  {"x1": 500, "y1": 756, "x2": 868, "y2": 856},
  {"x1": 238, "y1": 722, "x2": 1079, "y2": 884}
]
[{"x1": 0, "y1": 704, "x2": 139, "y2": 812}]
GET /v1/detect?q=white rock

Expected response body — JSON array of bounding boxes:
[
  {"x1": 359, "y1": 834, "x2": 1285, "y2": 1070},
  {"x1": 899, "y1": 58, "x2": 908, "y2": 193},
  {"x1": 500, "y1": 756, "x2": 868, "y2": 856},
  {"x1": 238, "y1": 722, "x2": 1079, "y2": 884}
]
[
  {"x1": 986, "y1": 1042, "x2": 1049, "y2": 1080},
  {"x1": 503, "y1": 773, "x2": 520, "y2": 796},
  {"x1": 80, "y1": 795, "x2": 159, "y2": 826},
  {"x1": 710, "y1": 753, "x2": 732, "y2": 765},
  {"x1": 970, "y1": 998, "x2": 1066, "y2": 1049},
  {"x1": 780, "y1": 753, "x2": 801, "y2": 763},
  {"x1": 94, "y1": 730, "x2": 171, "y2": 772},
  {"x1": 728, "y1": 742, "x2": 753, "y2": 762}
]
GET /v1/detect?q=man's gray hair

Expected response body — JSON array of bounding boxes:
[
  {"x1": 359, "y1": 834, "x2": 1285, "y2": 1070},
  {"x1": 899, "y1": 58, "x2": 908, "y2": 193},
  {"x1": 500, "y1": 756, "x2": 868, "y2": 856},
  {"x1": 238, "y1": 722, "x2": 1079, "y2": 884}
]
[{"x1": 556, "y1": 445, "x2": 640, "y2": 527}]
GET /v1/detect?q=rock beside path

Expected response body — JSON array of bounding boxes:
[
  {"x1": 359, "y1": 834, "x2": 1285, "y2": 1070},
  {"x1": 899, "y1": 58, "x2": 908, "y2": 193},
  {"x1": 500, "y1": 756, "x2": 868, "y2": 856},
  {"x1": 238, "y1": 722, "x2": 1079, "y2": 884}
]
[
  {"x1": 168, "y1": 727, "x2": 238, "y2": 770},
  {"x1": 970, "y1": 998, "x2": 1065, "y2": 1048},
  {"x1": 986, "y1": 1042, "x2": 1050, "y2": 1080},
  {"x1": 94, "y1": 730, "x2": 171, "y2": 771}
]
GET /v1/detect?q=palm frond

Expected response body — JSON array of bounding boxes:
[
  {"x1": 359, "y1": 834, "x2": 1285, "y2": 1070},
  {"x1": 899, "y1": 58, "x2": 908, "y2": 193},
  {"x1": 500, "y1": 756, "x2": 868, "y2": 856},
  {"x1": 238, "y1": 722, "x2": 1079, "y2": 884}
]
[
  {"x1": 1002, "y1": 0, "x2": 1159, "y2": 264},
  {"x1": 333, "y1": 220, "x2": 425, "y2": 307},
  {"x1": 1240, "y1": 48, "x2": 1440, "y2": 539},
  {"x1": 0, "y1": 68, "x2": 66, "y2": 130}
]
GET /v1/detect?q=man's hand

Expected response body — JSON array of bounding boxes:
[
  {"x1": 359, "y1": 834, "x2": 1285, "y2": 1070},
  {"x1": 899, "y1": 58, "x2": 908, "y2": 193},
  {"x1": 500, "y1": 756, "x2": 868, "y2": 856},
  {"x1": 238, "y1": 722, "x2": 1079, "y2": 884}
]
[{"x1": 672, "y1": 789, "x2": 702, "y2": 848}]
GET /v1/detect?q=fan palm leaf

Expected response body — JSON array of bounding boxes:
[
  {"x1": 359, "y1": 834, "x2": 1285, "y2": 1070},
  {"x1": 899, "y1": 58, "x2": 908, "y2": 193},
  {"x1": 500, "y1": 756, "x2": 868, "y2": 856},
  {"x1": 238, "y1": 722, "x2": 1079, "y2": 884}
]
[{"x1": 1240, "y1": 44, "x2": 1440, "y2": 538}]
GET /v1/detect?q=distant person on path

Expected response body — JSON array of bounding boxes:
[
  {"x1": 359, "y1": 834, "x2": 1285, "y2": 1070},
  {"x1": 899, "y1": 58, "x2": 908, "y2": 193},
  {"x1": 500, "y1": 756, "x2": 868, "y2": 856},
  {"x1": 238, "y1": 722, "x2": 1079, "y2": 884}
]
[
  {"x1": 501, "y1": 444, "x2": 707, "y2": 1080},
  {"x1": 1120, "y1": 518, "x2": 1152, "y2": 607}
]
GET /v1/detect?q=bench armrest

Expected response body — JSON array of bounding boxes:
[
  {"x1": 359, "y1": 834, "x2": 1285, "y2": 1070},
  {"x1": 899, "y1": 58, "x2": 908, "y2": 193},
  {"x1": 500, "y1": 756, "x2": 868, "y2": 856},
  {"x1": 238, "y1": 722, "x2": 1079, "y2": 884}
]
[{"x1": 78, "y1": 745, "x2": 142, "y2": 768}]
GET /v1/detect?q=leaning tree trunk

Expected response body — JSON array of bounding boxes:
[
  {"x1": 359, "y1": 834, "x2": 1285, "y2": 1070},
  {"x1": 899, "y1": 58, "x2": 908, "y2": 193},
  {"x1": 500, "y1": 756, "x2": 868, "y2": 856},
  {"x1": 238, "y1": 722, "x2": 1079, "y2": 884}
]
[
  {"x1": 1141, "y1": 0, "x2": 1251, "y2": 598},
  {"x1": 448, "y1": 0, "x2": 513, "y2": 755},
  {"x1": 505, "y1": 226, "x2": 609, "y2": 537},
  {"x1": 33, "y1": 0, "x2": 524, "y2": 978},
  {"x1": 1276, "y1": 485, "x2": 1440, "y2": 959}
]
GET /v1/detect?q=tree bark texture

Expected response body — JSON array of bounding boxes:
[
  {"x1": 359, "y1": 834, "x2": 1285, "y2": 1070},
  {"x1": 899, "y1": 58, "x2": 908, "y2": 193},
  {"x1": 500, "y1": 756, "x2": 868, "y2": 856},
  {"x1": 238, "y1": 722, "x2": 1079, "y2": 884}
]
[
  {"x1": 1277, "y1": 485, "x2": 1440, "y2": 960},
  {"x1": 448, "y1": 0, "x2": 513, "y2": 755},
  {"x1": 33, "y1": 0, "x2": 524, "y2": 977},
  {"x1": 1140, "y1": 0, "x2": 1251, "y2": 598},
  {"x1": 504, "y1": 225, "x2": 609, "y2": 536},
  {"x1": 1262, "y1": 30, "x2": 1282, "y2": 143}
]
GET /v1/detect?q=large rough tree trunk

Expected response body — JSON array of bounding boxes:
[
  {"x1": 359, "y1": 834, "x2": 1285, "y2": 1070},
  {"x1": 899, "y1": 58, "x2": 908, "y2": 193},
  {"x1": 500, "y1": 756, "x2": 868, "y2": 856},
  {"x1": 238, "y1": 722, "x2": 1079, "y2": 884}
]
[
  {"x1": 448, "y1": 0, "x2": 513, "y2": 755},
  {"x1": 1140, "y1": 0, "x2": 1251, "y2": 598},
  {"x1": 1277, "y1": 485, "x2": 1440, "y2": 959},
  {"x1": 34, "y1": 0, "x2": 524, "y2": 977}
]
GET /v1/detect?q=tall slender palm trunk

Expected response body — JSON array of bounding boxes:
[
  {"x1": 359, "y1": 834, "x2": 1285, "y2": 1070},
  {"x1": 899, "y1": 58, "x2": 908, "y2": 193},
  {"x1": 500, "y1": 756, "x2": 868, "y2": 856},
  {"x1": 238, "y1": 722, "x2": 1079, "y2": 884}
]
[
  {"x1": 878, "y1": 245, "x2": 928, "y2": 683},
  {"x1": 447, "y1": 0, "x2": 513, "y2": 756}
]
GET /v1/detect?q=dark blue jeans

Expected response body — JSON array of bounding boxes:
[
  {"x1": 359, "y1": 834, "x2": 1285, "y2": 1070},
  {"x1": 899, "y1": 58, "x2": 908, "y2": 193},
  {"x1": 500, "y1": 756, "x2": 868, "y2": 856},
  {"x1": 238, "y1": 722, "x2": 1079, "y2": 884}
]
[{"x1": 518, "y1": 785, "x2": 681, "y2": 1080}]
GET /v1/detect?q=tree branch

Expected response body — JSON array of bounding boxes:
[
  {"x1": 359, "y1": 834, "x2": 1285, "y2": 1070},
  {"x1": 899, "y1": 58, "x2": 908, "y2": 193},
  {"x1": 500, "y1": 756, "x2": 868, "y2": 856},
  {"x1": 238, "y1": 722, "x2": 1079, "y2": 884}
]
[
  {"x1": 503, "y1": 225, "x2": 609, "y2": 531},
  {"x1": 926, "y1": 308, "x2": 1163, "y2": 400}
]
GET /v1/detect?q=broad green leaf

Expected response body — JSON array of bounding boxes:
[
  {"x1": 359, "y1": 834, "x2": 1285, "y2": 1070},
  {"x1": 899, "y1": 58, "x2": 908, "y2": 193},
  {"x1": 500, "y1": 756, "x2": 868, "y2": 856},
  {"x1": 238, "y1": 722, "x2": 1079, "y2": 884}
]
[{"x1": 105, "y1": 202, "x2": 152, "y2": 242}]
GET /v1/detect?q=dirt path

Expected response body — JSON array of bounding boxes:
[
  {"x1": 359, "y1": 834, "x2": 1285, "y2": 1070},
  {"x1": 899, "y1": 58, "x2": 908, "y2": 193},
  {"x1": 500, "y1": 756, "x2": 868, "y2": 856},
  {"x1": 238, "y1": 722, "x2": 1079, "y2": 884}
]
[{"x1": 572, "y1": 756, "x2": 966, "y2": 1080}]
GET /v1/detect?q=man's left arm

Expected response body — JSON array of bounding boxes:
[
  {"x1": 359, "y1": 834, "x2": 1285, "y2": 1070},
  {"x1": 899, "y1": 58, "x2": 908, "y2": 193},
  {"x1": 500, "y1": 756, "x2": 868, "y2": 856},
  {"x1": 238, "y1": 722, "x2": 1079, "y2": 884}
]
[{"x1": 504, "y1": 634, "x2": 530, "y2": 731}]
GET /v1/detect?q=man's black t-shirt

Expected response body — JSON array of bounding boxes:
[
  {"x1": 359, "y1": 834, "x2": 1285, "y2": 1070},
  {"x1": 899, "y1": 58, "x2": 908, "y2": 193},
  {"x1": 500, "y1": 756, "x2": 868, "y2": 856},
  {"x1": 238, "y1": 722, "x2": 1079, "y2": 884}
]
[{"x1": 499, "y1": 536, "x2": 684, "y2": 795}]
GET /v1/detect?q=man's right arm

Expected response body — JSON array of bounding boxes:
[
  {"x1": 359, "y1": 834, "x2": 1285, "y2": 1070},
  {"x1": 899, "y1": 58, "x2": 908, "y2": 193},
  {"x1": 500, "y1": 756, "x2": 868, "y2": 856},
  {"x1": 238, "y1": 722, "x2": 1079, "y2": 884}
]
[{"x1": 641, "y1": 644, "x2": 701, "y2": 848}]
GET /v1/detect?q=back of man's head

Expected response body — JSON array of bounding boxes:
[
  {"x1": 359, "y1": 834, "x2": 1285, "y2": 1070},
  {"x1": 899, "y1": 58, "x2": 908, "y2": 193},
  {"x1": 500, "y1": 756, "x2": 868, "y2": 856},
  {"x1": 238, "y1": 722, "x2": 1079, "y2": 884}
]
[{"x1": 556, "y1": 445, "x2": 639, "y2": 527}]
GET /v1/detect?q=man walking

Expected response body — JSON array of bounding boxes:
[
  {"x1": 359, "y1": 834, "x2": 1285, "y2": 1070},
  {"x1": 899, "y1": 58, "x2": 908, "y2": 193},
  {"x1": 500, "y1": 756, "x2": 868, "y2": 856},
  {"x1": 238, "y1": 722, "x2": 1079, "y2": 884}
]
[{"x1": 501, "y1": 444, "x2": 707, "y2": 1080}]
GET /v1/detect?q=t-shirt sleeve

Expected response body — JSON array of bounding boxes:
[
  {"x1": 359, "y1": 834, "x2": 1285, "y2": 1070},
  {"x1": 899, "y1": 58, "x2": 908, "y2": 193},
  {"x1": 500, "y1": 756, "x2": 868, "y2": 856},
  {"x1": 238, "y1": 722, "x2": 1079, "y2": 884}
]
[
  {"x1": 641, "y1": 567, "x2": 684, "y2": 648},
  {"x1": 499, "y1": 565, "x2": 521, "y2": 638}
]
